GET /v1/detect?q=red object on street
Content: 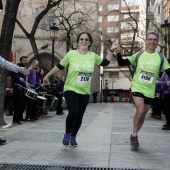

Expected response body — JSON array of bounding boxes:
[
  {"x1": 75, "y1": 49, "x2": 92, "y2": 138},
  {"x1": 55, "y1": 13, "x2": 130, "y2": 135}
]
[
  {"x1": 9, "y1": 50, "x2": 14, "y2": 62},
  {"x1": 111, "y1": 95, "x2": 114, "y2": 102}
]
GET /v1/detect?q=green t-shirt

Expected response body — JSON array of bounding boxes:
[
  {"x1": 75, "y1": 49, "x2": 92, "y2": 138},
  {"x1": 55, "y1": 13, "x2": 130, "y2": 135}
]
[
  {"x1": 60, "y1": 50, "x2": 103, "y2": 95},
  {"x1": 128, "y1": 51, "x2": 170, "y2": 98}
]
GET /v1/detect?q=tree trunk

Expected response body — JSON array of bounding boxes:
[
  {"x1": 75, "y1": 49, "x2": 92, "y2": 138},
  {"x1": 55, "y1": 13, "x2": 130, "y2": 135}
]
[
  {"x1": 66, "y1": 32, "x2": 71, "y2": 53},
  {"x1": 30, "y1": 36, "x2": 42, "y2": 65},
  {"x1": 0, "y1": 0, "x2": 21, "y2": 125}
]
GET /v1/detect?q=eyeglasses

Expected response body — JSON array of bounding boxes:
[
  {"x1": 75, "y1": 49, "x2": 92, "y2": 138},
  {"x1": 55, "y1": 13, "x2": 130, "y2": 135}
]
[
  {"x1": 147, "y1": 38, "x2": 158, "y2": 42},
  {"x1": 79, "y1": 38, "x2": 89, "y2": 41}
]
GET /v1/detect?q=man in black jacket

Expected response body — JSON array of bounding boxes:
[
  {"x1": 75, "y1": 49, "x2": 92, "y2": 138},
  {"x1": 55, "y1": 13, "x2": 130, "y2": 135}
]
[{"x1": 10, "y1": 56, "x2": 28, "y2": 124}]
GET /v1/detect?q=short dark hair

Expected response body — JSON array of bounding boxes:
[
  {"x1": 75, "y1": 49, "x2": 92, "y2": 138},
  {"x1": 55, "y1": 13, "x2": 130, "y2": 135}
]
[
  {"x1": 147, "y1": 32, "x2": 159, "y2": 40},
  {"x1": 20, "y1": 56, "x2": 28, "y2": 62},
  {"x1": 77, "y1": 32, "x2": 93, "y2": 49}
]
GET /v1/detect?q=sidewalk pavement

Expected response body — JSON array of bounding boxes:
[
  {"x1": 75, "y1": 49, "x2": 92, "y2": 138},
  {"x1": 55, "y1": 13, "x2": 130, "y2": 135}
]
[{"x1": 0, "y1": 103, "x2": 170, "y2": 170}]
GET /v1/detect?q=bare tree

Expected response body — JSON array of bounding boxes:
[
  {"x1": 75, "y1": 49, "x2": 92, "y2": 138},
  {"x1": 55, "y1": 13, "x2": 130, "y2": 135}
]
[
  {"x1": 0, "y1": 0, "x2": 63, "y2": 124},
  {"x1": 0, "y1": 0, "x2": 21, "y2": 124},
  {"x1": 16, "y1": 0, "x2": 63, "y2": 65},
  {"x1": 54, "y1": 0, "x2": 99, "y2": 52}
]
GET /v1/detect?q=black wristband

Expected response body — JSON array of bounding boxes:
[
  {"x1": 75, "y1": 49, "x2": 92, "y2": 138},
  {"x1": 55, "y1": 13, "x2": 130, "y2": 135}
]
[{"x1": 109, "y1": 49, "x2": 114, "y2": 53}]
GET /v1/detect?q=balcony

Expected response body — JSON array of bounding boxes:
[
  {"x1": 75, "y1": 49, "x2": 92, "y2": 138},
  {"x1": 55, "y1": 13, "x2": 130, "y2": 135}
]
[{"x1": 121, "y1": 6, "x2": 139, "y2": 13}]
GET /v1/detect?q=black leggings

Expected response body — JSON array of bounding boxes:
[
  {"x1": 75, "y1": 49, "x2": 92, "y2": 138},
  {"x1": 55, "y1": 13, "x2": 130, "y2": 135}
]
[{"x1": 64, "y1": 91, "x2": 90, "y2": 136}]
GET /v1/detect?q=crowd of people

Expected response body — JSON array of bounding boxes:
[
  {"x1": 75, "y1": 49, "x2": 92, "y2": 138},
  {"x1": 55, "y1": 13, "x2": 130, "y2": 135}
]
[
  {"x1": 1, "y1": 31, "x2": 170, "y2": 149},
  {"x1": 3, "y1": 57, "x2": 66, "y2": 129},
  {"x1": 0, "y1": 55, "x2": 27, "y2": 145}
]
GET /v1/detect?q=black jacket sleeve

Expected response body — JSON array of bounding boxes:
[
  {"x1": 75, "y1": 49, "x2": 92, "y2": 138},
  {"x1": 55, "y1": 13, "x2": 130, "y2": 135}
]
[
  {"x1": 117, "y1": 53, "x2": 131, "y2": 66},
  {"x1": 100, "y1": 58, "x2": 110, "y2": 66}
]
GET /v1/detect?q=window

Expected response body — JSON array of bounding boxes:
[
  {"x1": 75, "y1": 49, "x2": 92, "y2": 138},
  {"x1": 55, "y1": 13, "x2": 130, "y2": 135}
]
[
  {"x1": 158, "y1": 5, "x2": 160, "y2": 14},
  {"x1": 150, "y1": 0, "x2": 154, "y2": 6},
  {"x1": 124, "y1": 13, "x2": 136, "y2": 20},
  {"x1": 99, "y1": 5, "x2": 102, "y2": 11},
  {"x1": 108, "y1": 4, "x2": 119, "y2": 10},
  {"x1": 107, "y1": 27, "x2": 119, "y2": 33},
  {"x1": 121, "y1": 34, "x2": 134, "y2": 42},
  {"x1": 99, "y1": 27, "x2": 102, "y2": 32},
  {"x1": 121, "y1": 22, "x2": 137, "y2": 30},
  {"x1": 121, "y1": 36, "x2": 133, "y2": 42},
  {"x1": 124, "y1": 14, "x2": 130, "y2": 20},
  {"x1": 149, "y1": 20, "x2": 154, "y2": 29},
  {"x1": 108, "y1": 15, "x2": 119, "y2": 22},
  {"x1": 98, "y1": 16, "x2": 102, "y2": 22},
  {"x1": 109, "y1": 72, "x2": 119, "y2": 78},
  {"x1": 122, "y1": 0, "x2": 139, "y2": 7}
]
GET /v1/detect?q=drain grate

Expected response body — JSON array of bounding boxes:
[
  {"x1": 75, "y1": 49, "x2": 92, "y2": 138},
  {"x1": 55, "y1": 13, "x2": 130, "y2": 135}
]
[{"x1": 0, "y1": 164, "x2": 146, "y2": 170}]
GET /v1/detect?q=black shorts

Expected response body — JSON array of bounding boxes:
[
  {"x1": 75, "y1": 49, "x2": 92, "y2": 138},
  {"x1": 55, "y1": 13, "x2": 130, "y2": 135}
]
[{"x1": 132, "y1": 92, "x2": 154, "y2": 105}]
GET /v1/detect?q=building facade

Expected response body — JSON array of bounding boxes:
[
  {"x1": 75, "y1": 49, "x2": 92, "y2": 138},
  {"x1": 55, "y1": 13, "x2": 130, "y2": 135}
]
[
  {"x1": 0, "y1": 0, "x2": 100, "y2": 102},
  {"x1": 98, "y1": 0, "x2": 146, "y2": 102},
  {"x1": 2, "y1": 0, "x2": 169, "y2": 103}
]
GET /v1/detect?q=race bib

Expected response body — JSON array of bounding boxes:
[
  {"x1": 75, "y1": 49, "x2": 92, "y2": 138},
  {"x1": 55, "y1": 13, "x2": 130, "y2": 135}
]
[
  {"x1": 138, "y1": 70, "x2": 154, "y2": 83},
  {"x1": 78, "y1": 72, "x2": 92, "y2": 84}
]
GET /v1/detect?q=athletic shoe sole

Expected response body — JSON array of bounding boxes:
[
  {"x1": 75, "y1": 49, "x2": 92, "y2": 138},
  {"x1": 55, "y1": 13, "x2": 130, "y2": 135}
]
[
  {"x1": 71, "y1": 144, "x2": 78, "y2": 147},
  {"x1": 130, "y1": 145, "x2": 139, "y2": 150}
]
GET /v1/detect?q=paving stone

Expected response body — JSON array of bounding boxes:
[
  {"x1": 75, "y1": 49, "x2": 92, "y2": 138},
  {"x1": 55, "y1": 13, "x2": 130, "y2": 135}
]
[{"x1": 0, "y1": 103, "x2": 170, "y2": 170}]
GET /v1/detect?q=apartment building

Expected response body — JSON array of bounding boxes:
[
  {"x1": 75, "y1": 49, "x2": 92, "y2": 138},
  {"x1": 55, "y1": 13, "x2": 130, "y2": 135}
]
[
  {"x1": 162, "y1": 0, "x2": 170, "y2": 58},
  {"x1": 145, "y1": 0, "x2": 164, "y2": 53},
  {"x1": 164, "y1": 0, "x2": 170, "y2": 21},
  {"x1": 98, "y1": 0, "x2": 146, "y2": 102}
]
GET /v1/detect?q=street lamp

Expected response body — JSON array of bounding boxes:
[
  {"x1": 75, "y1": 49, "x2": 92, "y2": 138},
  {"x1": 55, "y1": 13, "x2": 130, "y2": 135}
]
[
  {"x1": 49, "y1": 23, "x2": 59, "y2": 82},
  {"x1": 161, "y1": 20, "x2": 170, "y2": 58},
  {"x1": 112, "y1": 80, "x2": 116, "y2": 90},
  {"x1": 100, "y1": 74, "x2": 104, "y2": 103},
  {"x1": 104, "y1": 79, "x2": 108, "y2": 103},
  {"x1": 0, "y1": 0, "x2": 3, "y2": 11}
]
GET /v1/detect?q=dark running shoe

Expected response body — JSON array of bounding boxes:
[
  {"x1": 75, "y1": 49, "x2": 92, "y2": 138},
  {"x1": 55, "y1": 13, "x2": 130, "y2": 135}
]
[
  {"x1": 162, "y1": 126, "x2": 170, "y2": 130},
  {"x1": 62, "y1": 133, "x2": 70, "y2": 146},
  {"x1": 162, "y1": 123, "x2": 169, "y2": 128},
  {"x1": 70, "y1": 136, "x2": 78, "y2": 147},
  {"x1": 13, "y1": 121, "x2": 22, "y2": 125},
  {"x1": 130, "y1": 134, "x2": 139, "y2": 149},
  {"x1": 0, "y1": 138, "x2": 6, "y2": 145}
]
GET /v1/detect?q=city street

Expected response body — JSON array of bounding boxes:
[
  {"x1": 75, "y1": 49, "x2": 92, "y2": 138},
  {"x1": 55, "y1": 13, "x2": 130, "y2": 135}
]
[{"x1": 0, "y1": 103, "x2": 170, "y2": 170}]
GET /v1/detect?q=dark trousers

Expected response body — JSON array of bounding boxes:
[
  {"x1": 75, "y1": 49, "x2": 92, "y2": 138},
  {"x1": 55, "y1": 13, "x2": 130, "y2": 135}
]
[
  {"x1": 152, "y1": 97, "x2": 162, "y2": 116},
  {"x1": 25, "y1": 97, "x2": 37, "y2": 119},
  {"x1": 13, "y1": 85, "x2": 26, "y2": 121},
  {"x1": 56, "y1": 94, "x2": 63, "y2": 114},
  {"x1": 64, "y1": 91, "x2": 90, "y2": 136},
  {"x1": 162, "y1": 93, "x2": 170, "y2": 124},
  {"x1": 93, "y1": 97, "x2": 97, "y2": 103},
  {"x1": 7, "y1": 96, "x2": 13, "y2": 115}
]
